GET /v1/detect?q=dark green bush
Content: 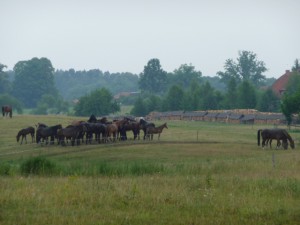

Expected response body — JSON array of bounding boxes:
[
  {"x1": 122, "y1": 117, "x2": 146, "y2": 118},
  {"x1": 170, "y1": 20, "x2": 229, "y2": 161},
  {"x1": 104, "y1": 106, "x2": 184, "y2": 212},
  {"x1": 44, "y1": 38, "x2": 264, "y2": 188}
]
[{"x1": 20, "y1": 157, "x2": 56, "y2": 176}]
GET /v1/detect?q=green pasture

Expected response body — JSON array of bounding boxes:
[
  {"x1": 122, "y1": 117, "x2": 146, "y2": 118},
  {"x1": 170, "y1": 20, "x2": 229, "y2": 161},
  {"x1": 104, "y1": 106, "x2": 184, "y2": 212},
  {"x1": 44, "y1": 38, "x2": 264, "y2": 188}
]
[{"x1": 0, "y1": 115, "x2": 300, "y2": 225}]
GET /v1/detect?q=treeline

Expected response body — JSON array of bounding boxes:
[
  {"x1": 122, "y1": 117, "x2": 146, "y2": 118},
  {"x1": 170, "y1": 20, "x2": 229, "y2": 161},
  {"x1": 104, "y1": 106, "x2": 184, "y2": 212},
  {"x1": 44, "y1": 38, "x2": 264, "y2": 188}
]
[{"x1": 0, "y1": 51, "x2": 299, "y2": 120}]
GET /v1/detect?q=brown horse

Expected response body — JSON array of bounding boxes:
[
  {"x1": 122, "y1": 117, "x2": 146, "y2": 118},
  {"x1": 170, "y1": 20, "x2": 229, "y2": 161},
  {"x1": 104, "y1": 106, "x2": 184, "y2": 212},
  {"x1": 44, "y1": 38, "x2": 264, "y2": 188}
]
[
  {"x1": 2, "y1": 105, "x2": 12, "y2": 118},
  {"x1": 257, "y1": 128, "x2": 294, "y2": 150},
  {"x1": 107, "y1": 118, "x2": 129, "y2": 141},
  {"x1": 146, "y1": 122, "x2": 168, "y2": 140},
  {"x1": 16, "y1": 126, "x2": 35, "y2": 144}
]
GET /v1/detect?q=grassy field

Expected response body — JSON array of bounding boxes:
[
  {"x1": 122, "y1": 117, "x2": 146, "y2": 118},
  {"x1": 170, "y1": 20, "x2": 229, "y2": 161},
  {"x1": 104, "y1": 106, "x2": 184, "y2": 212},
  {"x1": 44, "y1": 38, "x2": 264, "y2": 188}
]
[{"x1": 0, "y1": 115, "x2": 300, "y2": 224}]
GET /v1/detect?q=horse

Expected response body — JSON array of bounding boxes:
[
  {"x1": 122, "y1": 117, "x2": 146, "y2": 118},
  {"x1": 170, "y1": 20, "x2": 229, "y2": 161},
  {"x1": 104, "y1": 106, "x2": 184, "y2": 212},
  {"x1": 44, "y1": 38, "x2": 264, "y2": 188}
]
[
  {"x1": 87, "y1": 114, "x2": 108, "y2": 124},
  {"x1": 146, "y1": 122, "x2": 168, "y2": 140},
  {"x1": 122, "y1": 121, "x2": 141, "y2": 140},
  {"x1": 16, "y1": 126, "x2": 35, "y2": 144},
  {"x1": 105, "y1": 118, "x2": 128, "y2": 142},
  {"x1": 2, "y1": 105, "x2": 12, "y2": 118},
  {"x1": 257, "y1": 128, "x2": 295, "y2": 150},
  {"x1": 36, "y1": 124, "x2": 62, "y2": 144},
  {"x1": 84, "y1": 122, "x2": 107, "y2": 144},
  {"x1": 57, "y1": 124, "x2": 87, "y2": 146},
  {"x1": 139, "y1": 118, "x2": 155, "y2": 140}
]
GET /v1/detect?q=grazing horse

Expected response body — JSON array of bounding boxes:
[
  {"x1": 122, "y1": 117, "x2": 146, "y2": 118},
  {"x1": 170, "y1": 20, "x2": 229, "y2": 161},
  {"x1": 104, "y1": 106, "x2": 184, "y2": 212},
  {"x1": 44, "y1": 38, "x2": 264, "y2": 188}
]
[
  {"x1": 139, "y1": 118, "x2": 155, "y2": 140},
  {"x1": 2, "y1": 105, "x2": 12, "y2": 118},
  {"x1": 16, "y1": 126, "x2": 35, "y2": 144},
  {"x1": 36, "y1": 124, "x2": 62, "y2": 144},
  {"x1": 257, "y1": 128, "x2": 294, "y2": 150},
  {"x1": 146, "y1": 122, "x2": 168, "y2": 140}
]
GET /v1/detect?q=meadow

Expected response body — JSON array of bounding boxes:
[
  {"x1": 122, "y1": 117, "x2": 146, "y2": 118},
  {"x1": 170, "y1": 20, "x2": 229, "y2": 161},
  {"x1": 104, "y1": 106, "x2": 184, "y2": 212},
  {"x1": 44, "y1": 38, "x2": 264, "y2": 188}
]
[{"x1": 0, "y1": 115, "x2": 300, "y2": 225}]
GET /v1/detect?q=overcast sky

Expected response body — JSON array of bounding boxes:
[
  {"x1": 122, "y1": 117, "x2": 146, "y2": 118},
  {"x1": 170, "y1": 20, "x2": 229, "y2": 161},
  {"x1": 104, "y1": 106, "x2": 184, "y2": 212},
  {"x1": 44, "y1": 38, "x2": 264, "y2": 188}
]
[{"x1": 1, "y1": 0, "x2": 299, "y2": 78}]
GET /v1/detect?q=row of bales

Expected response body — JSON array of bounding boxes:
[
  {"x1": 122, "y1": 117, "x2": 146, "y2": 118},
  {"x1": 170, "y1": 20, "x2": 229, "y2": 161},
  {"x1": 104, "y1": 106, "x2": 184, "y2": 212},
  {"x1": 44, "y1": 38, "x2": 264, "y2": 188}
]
[{"x1": 146, "y1": 109, "x2": 299, "y2": 125}]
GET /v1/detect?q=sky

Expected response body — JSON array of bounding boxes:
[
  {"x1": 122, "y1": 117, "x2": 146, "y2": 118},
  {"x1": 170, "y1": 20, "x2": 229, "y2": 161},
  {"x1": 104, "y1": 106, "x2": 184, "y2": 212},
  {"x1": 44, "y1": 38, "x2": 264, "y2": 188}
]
[{"x1": 1, "y1": 0, "x2": 299, "y2": 78}]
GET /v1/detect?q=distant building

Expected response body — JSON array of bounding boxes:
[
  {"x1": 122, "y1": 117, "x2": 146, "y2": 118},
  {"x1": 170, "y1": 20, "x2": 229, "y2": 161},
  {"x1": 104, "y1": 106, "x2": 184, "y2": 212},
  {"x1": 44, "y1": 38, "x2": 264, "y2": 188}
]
[
  {"x1": 271, "y1": 70, "x2": 293, "y2": 97},
  {"x1": 114, "y1": 91, "x2": 140, "y2": 99}
]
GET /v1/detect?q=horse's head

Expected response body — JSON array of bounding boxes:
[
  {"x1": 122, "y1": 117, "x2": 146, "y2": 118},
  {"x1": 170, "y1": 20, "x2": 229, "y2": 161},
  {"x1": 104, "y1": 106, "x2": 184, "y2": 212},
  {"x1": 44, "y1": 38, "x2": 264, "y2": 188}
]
[
  {"x1": 16, "y1": 134, "x2": 20, "y2": 142},
  {"x1": 290, "y1": 139, "x2": 295, "y2": 149},
  {"x1": 164, "y1": 123, "x2": 168, "y2": 129}
]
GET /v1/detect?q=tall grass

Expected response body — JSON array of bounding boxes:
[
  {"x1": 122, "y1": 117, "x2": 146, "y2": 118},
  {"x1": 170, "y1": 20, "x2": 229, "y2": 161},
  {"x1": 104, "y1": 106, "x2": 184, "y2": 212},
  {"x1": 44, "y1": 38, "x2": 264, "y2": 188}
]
[{"x1": 0, "y1": 115, "x2": 300, "y2": 224}]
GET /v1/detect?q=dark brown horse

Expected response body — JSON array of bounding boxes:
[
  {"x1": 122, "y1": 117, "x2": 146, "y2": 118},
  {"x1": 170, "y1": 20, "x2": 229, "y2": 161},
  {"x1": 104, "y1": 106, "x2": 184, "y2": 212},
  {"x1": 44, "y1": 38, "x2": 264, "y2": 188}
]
[
  {"x1": 36, "y1": 124, "x2": 62, "y2": 144},
  {"x1": 257, "y1": 128, "x2": 295, "y2": 150},
  {"x1": 2, "y1": 105, "x2": 12, "y2": 118},
  {"x1": 57, "y1": 124, "x2": 87, "y2": 146},
  {"x1": 146, "y1": 122, "x2": 168, "y2": 140},
  {"x1": 16, "y1": 126, "x2": 35, "y2": 144}
]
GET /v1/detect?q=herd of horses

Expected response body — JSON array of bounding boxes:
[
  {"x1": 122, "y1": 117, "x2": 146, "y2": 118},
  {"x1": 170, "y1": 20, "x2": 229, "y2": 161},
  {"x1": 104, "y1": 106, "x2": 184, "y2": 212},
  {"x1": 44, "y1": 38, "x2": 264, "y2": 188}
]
[
  {"x1": 16, "y1": 115, "x2": 168, "y2": 146},
  {"x1": 13, "y1": 112, "x2": 296, "y2": 149}
]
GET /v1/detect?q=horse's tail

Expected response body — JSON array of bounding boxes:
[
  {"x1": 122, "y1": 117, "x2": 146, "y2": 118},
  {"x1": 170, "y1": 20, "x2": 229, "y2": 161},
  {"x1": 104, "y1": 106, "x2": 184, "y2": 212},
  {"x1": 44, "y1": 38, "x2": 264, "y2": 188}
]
[{"x1": 257, "y1": 129, "x2": 261, "y2": 146}]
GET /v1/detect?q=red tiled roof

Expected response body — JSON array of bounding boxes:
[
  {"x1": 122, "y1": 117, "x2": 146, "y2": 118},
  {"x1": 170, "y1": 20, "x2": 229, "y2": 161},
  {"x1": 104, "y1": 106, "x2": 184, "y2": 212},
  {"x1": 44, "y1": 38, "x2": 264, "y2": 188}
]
[{"x1": 271, "y1": 70, "x2": 293, "y2": 97}]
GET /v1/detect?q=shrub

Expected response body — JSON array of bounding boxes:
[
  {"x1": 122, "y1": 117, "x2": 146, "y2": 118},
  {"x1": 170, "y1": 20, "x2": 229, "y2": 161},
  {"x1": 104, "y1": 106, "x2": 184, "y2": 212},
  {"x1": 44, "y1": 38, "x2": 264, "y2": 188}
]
[{"x1": 20, "y1": 157, "x2": 56, "y2": 176}]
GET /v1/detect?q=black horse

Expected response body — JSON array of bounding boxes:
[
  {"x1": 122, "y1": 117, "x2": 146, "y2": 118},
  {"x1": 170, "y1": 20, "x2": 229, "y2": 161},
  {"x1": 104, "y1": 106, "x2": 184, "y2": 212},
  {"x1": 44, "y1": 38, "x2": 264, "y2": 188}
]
[
  {"x1": 57, "y1": 124, "x2": 87, "y2": 146},
  {"x1": 2, "y1": 105, "x2": 12, "y2": 118},
  {"x1": 84, "y1": 122, "x2": 107, "y2": 144},
  {"x1": 36, "y1": 124, "x2": 62, "y2": 144},
  {"x1": 257, "y1": 128, "x2": 295, "y2": 150},
  {"x1": 16, "y1": 126, "x2": 35, "y2": 144},
  {"x1": 139, "y1": 118, "x2": 155, "y2": 140}
]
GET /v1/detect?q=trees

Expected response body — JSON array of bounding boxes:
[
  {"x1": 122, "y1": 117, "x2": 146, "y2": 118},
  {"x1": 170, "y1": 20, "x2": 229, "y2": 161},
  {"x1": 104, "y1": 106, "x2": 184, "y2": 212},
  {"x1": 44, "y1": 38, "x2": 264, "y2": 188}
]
[
  {"x1": 0, "y1": 63, "x2": 12, "y2": 94},
  {"x1": 281, "y1": 88, "x2": 300, "y2": 125},
  {"x1": 257, "y1": 88, "x2": 280, "y2": 112},
  {"x1": 164, "y1": 85, "x2": 184, "y2": 111},
  {"x1": 170, "y1": 64, "x2": 202, "y2": 89},
  {"x1": 217, "y1": 51, "x2": 267, "y2": 86},
  {"x1": 237, "y1": 80, "x2": 257, "y2": 109},
  {"x1": 74, "y1": 88, "x2": 120, "y2": 116},
  {"x1": 12, "y1": 58, "x2": 58, "y2": 107},
  {"x1": 139, "y1": 58, "x2": 167, "y2": 94}
]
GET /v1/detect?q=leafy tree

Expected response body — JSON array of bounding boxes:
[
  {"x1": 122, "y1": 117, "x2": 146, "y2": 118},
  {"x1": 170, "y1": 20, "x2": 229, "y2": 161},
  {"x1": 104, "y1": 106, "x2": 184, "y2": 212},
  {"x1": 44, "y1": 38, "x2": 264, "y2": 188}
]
[
  {"x1": 139, "y1": 58, "x2": 167, "y2": 94},
  {"x1": 12, "y1": 58, "x2": 58, "y2": 107},
  {"x1": 170, "y1": 64, "x2": 202, "y2": 89},
  {"x1": 281, "y1": 88, "x2": 300, "y2": 125},
  {"x1": 0, "y1": 63, "x2": 12, "y2": 94},
  {"x1": 144, "y1": 95, "x2": 162, "y2": 113},
  {"x1": 217, "y1": 50, "x2": 267, "y2": 86},
  {"x1": 257, "y1": 88, "x2": 280, "y2": 112},
  {"x1": 224, "y1": 77, "x2": 238, "y2": 109},
  {"x1": 32, "y1": 94, "x2": 70, "y2": 115},
  {"x1": 237, "y1": 80, "x2": 257, "y2": 109},
  {"x1": 130, "y1": 97, "x2": 148, "y2": 116},
  {"x1": 74, "y1": 88, "x2": 120, "y2": 116},
  {"x1": 184, "y1": 80, "x2": 202, "y2": 111},
  {"x1": 164, "y1": 85, "x2": 184, "y2": 111},
  {"x1": 199, "y1": 82, "x2": 221, "y2": 110},
  {"x1": 292, "y1": 59, "x2": 300, "y2": 72},
  {"x1": 285, "y1": 71, "x2": 300, "y2": 95}
]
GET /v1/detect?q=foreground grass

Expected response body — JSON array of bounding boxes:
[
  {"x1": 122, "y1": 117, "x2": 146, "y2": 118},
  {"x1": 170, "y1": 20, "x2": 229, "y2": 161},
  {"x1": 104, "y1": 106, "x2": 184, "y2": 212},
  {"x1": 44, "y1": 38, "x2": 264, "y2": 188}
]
[{"x1": 0, "y1": 115, "x2": 300, "y2": 224}]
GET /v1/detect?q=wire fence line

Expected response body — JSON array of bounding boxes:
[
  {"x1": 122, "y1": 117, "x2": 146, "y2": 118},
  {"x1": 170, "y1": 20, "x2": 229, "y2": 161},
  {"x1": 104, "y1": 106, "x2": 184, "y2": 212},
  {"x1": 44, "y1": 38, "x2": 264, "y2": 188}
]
[{"x1": 1, "y1": 128, "x2": 298, "y2": 157}]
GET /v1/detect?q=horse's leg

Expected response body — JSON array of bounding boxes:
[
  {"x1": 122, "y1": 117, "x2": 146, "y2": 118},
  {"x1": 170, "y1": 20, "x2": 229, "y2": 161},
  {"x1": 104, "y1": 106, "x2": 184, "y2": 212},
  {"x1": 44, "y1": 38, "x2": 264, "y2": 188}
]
[
  {"x1": 24, "y1": 135, "x2": 27, "y2": 144},
  {"x1": 20, "y1": 135, "x2": 24, "y2": 145},
  {"x1": 277, "y1": 139, "x2": 281, "y2": 149}
]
